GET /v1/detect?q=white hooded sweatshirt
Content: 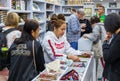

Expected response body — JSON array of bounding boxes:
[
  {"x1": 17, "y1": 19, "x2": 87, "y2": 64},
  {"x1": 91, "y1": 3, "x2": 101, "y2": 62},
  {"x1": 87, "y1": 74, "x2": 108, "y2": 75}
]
[{"x1": 42, "y1": 31, "x2": 81, "y2": 63}]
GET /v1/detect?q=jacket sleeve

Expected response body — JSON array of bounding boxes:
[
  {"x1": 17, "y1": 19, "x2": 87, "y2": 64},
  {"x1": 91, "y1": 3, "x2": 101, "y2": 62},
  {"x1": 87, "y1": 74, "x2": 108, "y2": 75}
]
[
  {"x1": 85, "y1": 25, "x2": 100, "y2": 42},
  {"x1": 64, "y1": 37, "x2": 82, "y2": 55},
  {"x1": 103, "y1": 37, "x2": 120, "y2": 63},
  {"x1": 35, "y1": 43, "x2": 45, "y2": 72},
  {"x1": 42, "y1": 37, "x2": 56, "y2": 61}
]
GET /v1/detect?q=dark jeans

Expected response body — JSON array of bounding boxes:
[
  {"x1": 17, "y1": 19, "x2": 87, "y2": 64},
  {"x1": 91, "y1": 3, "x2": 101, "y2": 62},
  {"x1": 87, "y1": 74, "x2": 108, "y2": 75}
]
[{"x1": 70, "y1": 42, "x2": 78, "y2": 50}]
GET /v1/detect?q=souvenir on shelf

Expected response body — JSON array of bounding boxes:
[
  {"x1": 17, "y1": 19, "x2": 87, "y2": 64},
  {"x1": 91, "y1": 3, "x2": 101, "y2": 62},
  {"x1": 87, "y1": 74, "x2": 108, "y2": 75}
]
[
  {"x1": 18, "y1": 13, "x2": 27, "y2": 22},
  {"x1": 84, "y1": 8, "x2": 92, "y2": 17},
  {"x1": 33, "y1": 3, "x2": 40, "y2": 11},
  {"x1": 60, "y1": 69, "x2": 79, "y2": 80},
  {"x1": 12, "y1": 0, "x2": 26, "y2": 10},
  {"x1": 33, "y1": 14, "x2": 42, "y2": 22},
  {"x1": 0, "y1": 11, "x2": 7, "y2": 23}
]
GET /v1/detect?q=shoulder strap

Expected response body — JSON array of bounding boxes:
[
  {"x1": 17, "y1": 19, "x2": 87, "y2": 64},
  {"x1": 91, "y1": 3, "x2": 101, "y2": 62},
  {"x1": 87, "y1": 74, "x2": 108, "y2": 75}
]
[
  {"x1": 3, "y1": 28, "x2": 17, "y2": 36},
  {"x1": 32, "y1": 40, "x2": 37, "y2": 71},
  {"x1": 97, "y1": 24, "x2": 101, "y2": 40}
]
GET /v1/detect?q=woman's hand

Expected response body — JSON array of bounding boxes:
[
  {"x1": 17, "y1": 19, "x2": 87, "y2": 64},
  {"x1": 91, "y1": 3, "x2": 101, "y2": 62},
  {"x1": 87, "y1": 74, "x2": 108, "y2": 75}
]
[
  {"x1": 83, "y1": 34, "x2": 88, "y2": 38},
  {"x1": 67, "y1": 55, "x2": 80, "y2": 62},
  {"x1": 81, "y1": 23, "x2": 86, "y2": 28},
  {"x1": 81, "y1": 53, "x2": 91, "y2": 58}
]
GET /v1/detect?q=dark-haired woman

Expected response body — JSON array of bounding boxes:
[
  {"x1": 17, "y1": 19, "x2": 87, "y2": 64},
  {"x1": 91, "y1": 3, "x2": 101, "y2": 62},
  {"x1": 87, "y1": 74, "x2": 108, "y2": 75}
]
[
  {"x1": 8, "y1": 19, "x2": 45, "y2": 81},
  {"x1": 103, "y1": 13, "x2": 120, "y2": 81}
]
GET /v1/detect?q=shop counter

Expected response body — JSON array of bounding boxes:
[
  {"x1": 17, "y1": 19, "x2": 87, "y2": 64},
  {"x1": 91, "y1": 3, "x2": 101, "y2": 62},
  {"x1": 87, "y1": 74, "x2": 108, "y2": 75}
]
[{"x1": 32, "y1": 56, "x2": 96, "y2": 81}]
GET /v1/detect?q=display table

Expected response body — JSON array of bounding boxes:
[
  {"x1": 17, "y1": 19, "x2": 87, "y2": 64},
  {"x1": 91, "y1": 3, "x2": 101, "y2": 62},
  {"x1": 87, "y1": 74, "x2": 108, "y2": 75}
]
[
  {"x1": 58, "y1": 56, "x2": 96, "y2": 81},
  {"x1": 81, "y1": 56, "x2": 96, "y2": 81},
  {"x1": 32, "y1": 56, "x2": 96, "y2": 81}
]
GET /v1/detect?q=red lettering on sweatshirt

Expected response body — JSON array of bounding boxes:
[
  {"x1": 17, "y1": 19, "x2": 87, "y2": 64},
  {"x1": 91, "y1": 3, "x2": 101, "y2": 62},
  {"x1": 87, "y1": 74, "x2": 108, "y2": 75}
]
[{"x1": 55, "y1": 42, "x2": 64, "y2": 49}]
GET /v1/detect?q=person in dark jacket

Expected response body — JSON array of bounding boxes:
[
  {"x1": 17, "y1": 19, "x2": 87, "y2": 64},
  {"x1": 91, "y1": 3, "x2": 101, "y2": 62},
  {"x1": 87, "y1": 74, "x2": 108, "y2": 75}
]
[
  {"x1": 103, "y1": 13, "x2": 120, "y2": 81},
  {"x1": 79, "y1": 11, "x2": 92, "y2": 36},
  {"x1": 8, "y1": 19, "x2": 45, "y2": 81}
]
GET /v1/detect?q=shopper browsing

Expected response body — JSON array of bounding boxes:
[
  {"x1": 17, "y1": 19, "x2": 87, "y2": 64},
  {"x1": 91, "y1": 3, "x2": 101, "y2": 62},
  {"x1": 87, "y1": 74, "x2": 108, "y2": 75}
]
[
  {"x1": 42, "y1": 19, "x2": 90, "y2": 63},
  {"x1": 102, "y1": 32, "x2": 113, "y2": 81},
  {"x1": 82, "y1": 16, "x2": 106, "y2": 80},
  {"x1": 103, "y1": 13, "x2": 120, "y2": 81},
  {"x1": 66, "y1": 9, "x2": 84, "y2": 50},
  {"x1": 8, "y1": 19, "x2": 45, "y2": 81},
  {"x1": 0, "y1": 12, "x2": 21, "y2": 81}
]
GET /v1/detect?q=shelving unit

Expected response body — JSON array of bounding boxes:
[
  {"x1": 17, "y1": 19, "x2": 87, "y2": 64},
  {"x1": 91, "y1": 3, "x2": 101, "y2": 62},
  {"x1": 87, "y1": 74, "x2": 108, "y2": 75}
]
[
  {"x1": 54, "y1": 4, "x2": 62, "y2": 14},
  {"x1": 0, "y1": 0, "x2": 47, "y2": 43},
  {"x1": 46, "y1": 2, "x2": 54, "y2": 21},
  {"x1": 11, "y1": 0, "x2": 32, "y2": 22},
  {"x1": 107, "y1": 7, "x2": 120, "y2": 14},
  {"x1": 32, "y1": 0, "x2": 46, "y2": 43},
  {"x1": 0, "y1": 0, "x2": 10, "y2": 27},
  {"x1": 32, "y1": 0, "x2": 46, "y2": 33}
]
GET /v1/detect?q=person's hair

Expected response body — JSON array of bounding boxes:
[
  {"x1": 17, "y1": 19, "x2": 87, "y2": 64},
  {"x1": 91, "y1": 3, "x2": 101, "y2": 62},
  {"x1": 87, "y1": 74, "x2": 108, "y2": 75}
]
[
  {"x1": 104, "y1": 13, "x2": 120, "y2": 33},
  {"x1": 5, "y1": 12, "x2": 19, "y2": 27},
  {"x1": 90, "y1": 16, "x2": 100, "y2": 24},
  {"x1": 98, "y1": 5, "x2": 105, "y2": 11},
  {"x1": 50, "y1": 14, "x2": 58, "y2": 21},
  {"x1": 51, "y1": 19, "x2": 65, "y2": 29},
  {"x1": 71, "y1": 8, "x2": 76, "y2": 13},
  {"x1": 57, "y1": 14, "x2": 65, "y2": 21},
  {"x1": 14, "y1": 19, "x2": 40, "y2": 44},
  {"x1": 76, "y1": 9, "x2": 85, "y2": 15}
]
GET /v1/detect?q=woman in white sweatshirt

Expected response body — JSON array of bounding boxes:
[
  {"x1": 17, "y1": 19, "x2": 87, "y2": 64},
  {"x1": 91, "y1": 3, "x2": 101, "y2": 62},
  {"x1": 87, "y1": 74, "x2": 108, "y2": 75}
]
[{"x1": 42, "y1": 19, "x2": 84, "y2": 63}]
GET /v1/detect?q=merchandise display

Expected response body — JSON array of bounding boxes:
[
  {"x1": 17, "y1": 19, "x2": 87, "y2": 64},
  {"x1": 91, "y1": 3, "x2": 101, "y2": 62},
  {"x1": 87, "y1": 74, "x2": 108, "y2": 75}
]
[
  {"x1": 32, "y1": 55, "x2": 95, "y2": 81},
  {"x1": 32, "y1": 59, "x2": 70, "y2": 81},
  {"x1": 0, "y1": 0, "x2": 120, "y2": 81}
]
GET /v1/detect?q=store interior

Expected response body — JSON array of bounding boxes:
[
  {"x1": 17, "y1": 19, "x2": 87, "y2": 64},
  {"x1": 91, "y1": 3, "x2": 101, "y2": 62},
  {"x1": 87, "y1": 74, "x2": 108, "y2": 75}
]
[{"x1": 0, "y1": 0, "x2": 120, "y2": 81}]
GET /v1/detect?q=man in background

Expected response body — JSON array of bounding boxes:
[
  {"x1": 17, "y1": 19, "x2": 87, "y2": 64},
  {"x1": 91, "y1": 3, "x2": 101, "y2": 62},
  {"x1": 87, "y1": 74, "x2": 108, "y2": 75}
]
[
  {"x1": 96, "y1": 5, "x2": 106, "y2": 23},
  {"x1": 67, "y1": 9, "x2": 84, "y2": 50}
]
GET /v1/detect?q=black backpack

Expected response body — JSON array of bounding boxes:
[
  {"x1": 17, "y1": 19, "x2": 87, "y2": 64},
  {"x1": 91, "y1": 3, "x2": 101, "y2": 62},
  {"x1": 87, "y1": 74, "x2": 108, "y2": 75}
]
[{"x1": 0, "y1": 28, "x2": 16, "y2": 70}]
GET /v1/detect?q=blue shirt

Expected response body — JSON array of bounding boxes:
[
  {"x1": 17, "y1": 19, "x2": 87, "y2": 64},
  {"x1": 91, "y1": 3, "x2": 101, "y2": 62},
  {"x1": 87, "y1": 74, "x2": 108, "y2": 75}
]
[{"x1": 66, "y1": 14, "x2": 81, "y2": 43}]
